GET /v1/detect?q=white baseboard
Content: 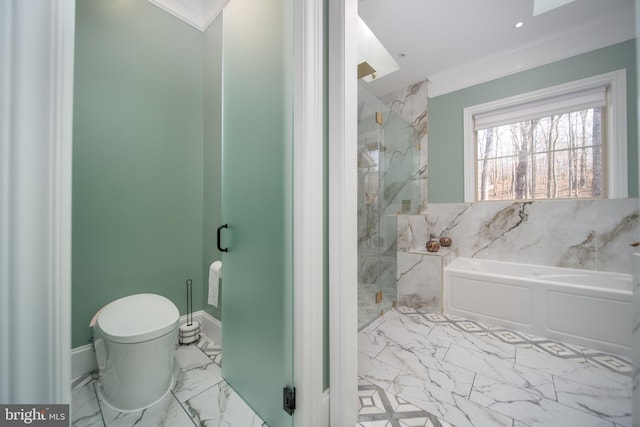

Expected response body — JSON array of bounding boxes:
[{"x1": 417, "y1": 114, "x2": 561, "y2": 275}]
[
  {"x1": 71, "y1": 344, "x2": 97, "y2": 380},
  {"x1": 194, "y1": 310, "x2": 222, "y2": 344},
  {"x1": 71, "y1": 310, "x2": 223, "y2": 380}
]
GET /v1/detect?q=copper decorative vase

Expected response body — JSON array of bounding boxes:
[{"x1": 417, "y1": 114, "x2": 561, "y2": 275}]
[
  {"x1": 426, "y1": 240, "x2": 440, "y2": 252},
  {"x1": 439, "y1": 236, "x2": 452, "y2": 247}
]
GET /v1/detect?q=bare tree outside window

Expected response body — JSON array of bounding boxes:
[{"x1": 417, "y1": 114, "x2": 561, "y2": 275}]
[{"x1": 476, "y1": 108, "x2": 604, "y2": 201}]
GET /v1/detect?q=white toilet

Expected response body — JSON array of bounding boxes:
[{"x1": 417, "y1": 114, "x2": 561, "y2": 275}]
[{"x1": 92, "y1": 293, "x2": 179, "y2": 411}]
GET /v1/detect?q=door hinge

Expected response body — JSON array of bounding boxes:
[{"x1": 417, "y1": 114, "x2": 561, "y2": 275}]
[
  {"x1": 375, "y1": 290, "x2": 383, "y2": 304},
  {"x1": 283, "y1": 386, "x2": 296, "y2": 415}
]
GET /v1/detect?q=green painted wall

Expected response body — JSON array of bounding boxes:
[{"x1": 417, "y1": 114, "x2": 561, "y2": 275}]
[
  {"x1": 72, "y1": 0, "x2": 205, "y2": 348},
  {"x1": 428, "y1": 39, "x2": 638, "y2": 203},
  {"x1": 202, "y1": 15, "x2": 224, "y2": 321}
]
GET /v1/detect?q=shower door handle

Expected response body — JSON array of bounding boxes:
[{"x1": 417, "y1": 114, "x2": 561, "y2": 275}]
[{"x1": 217, "y1": 224, "x2": 229, "y2": 252}]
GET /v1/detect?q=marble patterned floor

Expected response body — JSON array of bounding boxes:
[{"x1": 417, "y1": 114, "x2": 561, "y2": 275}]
[
  {"x1": 71, "y1": 336, "x2": 266, "y2": 427},
  {"x1": 358, "y1": 307, "x2": 632, "y2": 427}
]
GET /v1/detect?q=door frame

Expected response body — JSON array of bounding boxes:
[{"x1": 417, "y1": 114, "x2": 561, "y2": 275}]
[
  {"x1": 328, "y1": 0, "x2": 359, "y2": 425},
  {"x1": 0, "y1": 0, "x2": 74, "y2": 403},
  {"x1": 292, "y1": 0, "x2": 326, "y2": 425}
]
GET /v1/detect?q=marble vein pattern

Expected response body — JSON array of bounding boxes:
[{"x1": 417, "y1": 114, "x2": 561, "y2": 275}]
[
  {"x1": 469, "y1": 375, "x2": 617, "y2": 427},
  {"x1": 358, "y1": 307, "x2": 632, "y2": 427},
  {"x1": 71, "y1": 336, "x2": 266, "y2": 427},
  {"x1": 71, "y1": 383, "x2": 103, "y2": 427},
  {"x1": 397, "y1": 198, "x2": 639, "y2": 275},
  {"x1": 379, "y1": 80, "x2": 430, "y2": 212},
  {"x1": 396, "y1": 252, "x2": 442, "y2": 311},
  {"x1": 182, "y1": 381, "x2": 265, "y2": 427}
]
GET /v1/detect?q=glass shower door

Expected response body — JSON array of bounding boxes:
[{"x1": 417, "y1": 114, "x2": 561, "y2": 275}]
[
  {"x1": 220, "y1": 0, "x2": 293, "y2": 426},
  {"x1": 358, "y1": 85, "x2": 396, "y2": 328},
  {"x1": 358, "y1": 83, "x2": 420, "y2": 329}
]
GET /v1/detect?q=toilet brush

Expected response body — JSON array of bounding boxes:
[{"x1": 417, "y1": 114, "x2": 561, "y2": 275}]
[{"x1": 179, "y1": 279, "x2": 201, "y2": 345}]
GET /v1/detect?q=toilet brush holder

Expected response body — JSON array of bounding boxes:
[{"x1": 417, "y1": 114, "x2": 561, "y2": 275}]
[{"x1": 179, "y1": 278, "x2": 201, "y2": 345}]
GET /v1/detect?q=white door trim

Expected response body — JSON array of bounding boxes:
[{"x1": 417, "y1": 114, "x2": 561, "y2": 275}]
[
  {"x1": 0, "y1": 0, "x2": 74, "y2": 403},
  {"x1": 293, "y1": 0, "x2": 325, "y2": 425},
  {"x1": 328, "y1": 0, "x2": 359, "y2": 425}
]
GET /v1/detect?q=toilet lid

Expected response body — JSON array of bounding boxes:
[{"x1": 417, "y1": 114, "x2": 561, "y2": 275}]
[{"x1": 96, "y1": 294, "x2": 179, "y2": 344}]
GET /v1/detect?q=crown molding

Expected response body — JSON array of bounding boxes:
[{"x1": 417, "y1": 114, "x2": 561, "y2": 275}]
[
  {"x1": 429, "y1": 6, "x2": 635, "y2": 98},
  {"x1": 146, "y1": 0, "x2": 228, "y2": 32}
]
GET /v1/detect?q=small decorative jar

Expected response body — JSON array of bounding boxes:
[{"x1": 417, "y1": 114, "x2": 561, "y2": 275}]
[
  {"x1": 426, "y1": 240, "x2": 440, "y2": 252},
  {"x1": 439, "y1": 236, "x2": 452, "y2": 247}
]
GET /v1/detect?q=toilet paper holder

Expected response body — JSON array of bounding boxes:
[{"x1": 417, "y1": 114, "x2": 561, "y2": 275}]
[{"x1": 180, "y1": 278, "x2": 200, "y2": 345}]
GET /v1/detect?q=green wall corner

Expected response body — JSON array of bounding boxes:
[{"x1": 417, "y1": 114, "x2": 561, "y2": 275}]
[{"x1": 72, "y1": 0, "x2": 205, "y2": 348}]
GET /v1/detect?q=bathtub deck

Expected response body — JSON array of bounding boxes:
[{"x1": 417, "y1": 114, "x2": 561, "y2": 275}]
[
  {"x1": 71, "y1": 336, "x2": 266, "y2": 427},
  {"x1": 358, "y1": 307, "x2": 632, "y2": 427}
]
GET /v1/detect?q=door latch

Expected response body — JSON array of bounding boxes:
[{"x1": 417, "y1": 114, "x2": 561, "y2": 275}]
[{"x1": 283, "y1": 386, "x2": 296, "y2": 415}]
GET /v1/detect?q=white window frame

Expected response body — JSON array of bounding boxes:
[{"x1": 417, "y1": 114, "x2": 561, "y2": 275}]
[{"x1": 463, "y1": 69, "x2": 628, "y2": 202}]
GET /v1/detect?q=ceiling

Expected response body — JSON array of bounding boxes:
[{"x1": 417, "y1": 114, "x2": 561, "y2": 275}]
[{"x1": 358, "y1": 0, "x2": 636, "y2": 97}]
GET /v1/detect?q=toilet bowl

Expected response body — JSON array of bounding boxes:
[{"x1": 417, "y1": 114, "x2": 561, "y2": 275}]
[{"x1": 92, "y1": 293, "x2": 179, "y2": 411}]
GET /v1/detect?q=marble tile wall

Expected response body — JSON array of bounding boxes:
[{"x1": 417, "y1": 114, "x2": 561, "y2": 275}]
[
  {"x1": 398, "y1": 198, "x2": 639, "y2": 275},
  {"x1": 395, "y1": 198, "x2": 639, "y2": 315},
  {"x1": 380, "y1": 80, "x2": 429, "y2": 214},
  {"x1": 396, "y1": 252, "x2": 442, "y2": 311}
]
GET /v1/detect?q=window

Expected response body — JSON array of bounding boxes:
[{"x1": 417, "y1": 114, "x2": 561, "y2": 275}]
[{"x1": 463, "y1": 70, "x2": 628, "y2": 202}]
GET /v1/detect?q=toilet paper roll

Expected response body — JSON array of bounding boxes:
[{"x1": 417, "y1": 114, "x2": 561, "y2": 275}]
[{"x1": 208, "y1": 261, "x2": 222, "y2": 307}]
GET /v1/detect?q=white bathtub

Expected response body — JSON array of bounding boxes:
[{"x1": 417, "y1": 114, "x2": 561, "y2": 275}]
[{"x1": 444, "y1": 257, "x2": 633, "y2": 357}]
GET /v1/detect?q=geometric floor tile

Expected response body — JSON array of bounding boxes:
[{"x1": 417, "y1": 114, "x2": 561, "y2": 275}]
[
  {"x1": 358, "y1": 381, "x2": 447, "y2": 427},
  {"x1": 531, "y1": 339, "x2": 586, "y2": 361},
  {"x1": 448, "y1": 318, "x2": 488, "y2": 334},
  {"x1": 585, "y1": 353, "x2": 633, "y2": 375},
  {"x1": 197, "y1": 338, "x2": 223, "y2": 366},
  {"x1": 489, "y1": 329, "x2": 531, "y2": 346},
  {"x1": 420, "y1": 313, "x2": 450, "y2": 323},
  {"x1": 359, "y1": 308, "x2": 632, "y2": 427},
  {"x1": 358, "y1": 384, "x2": 390, "y2": 417},
  {"x1": 397, "y1": 306, "x2": 420, "y2": 316},
  {"x1": 394, "y1": 308, "x2": 631, "y2": 377}
]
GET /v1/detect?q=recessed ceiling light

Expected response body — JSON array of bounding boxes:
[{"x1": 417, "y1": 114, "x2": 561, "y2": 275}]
[{"x1": 514, "y1": 21, "x2": 524, "y2": 29}]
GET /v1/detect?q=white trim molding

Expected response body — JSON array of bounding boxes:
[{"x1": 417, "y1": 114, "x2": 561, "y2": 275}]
[
  {"x1": 293, "y1": 0, "x2": 325, "y2": 425},
  {"x1": 463, "y1": 69, "x2": 628, "y2": 202},
  {"x1": 146, "y1": 0, "x2": 229, "y2": 31},
  {"x1": 197, "y1": 310, "x2": 222, "y2": 344},
  {"x1": 329, "y1": 0, "x2": 359, "y2": 425},
  {"x1": 0, "y1": 0, "x2": 75, "y2": 404},
  {"x1": 71, "y1": 345, "x2": 97, "y2": 380}
]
